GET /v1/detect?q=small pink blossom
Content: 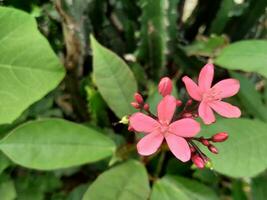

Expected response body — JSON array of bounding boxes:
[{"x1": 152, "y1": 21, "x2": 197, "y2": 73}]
[
  {"x1": 129, "y1": 95, "x2": 200, "y2": 162},
  {"x1": 182, "y1": 63, "x2": 241, "y2": 124},
  {"x1": 158, "y1": 77, "x2": 173, "y2": 97}
]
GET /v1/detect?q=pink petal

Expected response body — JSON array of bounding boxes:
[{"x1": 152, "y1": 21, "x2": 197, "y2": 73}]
[
  {"x1": 209, "y1": 101, "x2": 241, "y2": 118},
  {"x1": 182, "y1": 76, "x2": 202, "y2": 101},
  {"x1": 169, "y1": 118, "x2": 200, "y2": 137},
  {"x1": 165, "y1": 134, "x2": 191, "y2": 162},
  {"x1": 157, "y1": 95, "x2": 176, "y2": 124},
  {"x1": 198, "y1": 63, "x2": 214, "y2": 92},
  {"x1": 137, "y1": 131, "x2": 164, "y2": 156},
  {"x1": 212, "y1": 78, "x2": 240, "y2": 99},
  {"x1": 198, "y1": 101, "x2": 215, "y2": 124},
  {"x1": 129, "y1": 112, "x2": 159, "y2": 133}
]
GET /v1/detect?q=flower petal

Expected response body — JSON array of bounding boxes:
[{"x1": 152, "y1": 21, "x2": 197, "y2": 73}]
[
  {"x1": 198, "y1": 101, "x2": 215, "y2": 124},
  {"x1": 182, "y1": 76, "x2": 202, "y2": 101},
  {"x1": 169, "y1": 118, "x2": 200, "y2": 137},
  {"x1": 157, "y1": 95, "x2": 176, "y2": 124},
  {"x1": 198, "y1": 63, "x2": 214, "y2": 92},
  {"x1": 209, "y1": 101, "x2": 241, "y2": 118},
  {"x1": 137, "y1": 131, "x2": 164, "y2": 156},
  {"x1": 129, "y1": 112, "x2": 159, "y2": 133},
  {"x1": 165, "y1": 134, "x2": 191, "y2": 162},
  {"x1": 212, "y1": 78, "x2": 240, "y2": 98}
]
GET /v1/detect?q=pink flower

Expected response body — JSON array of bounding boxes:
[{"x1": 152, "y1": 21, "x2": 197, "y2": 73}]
[
  {"x1": 129, "y1": 95, "x2": 200, "y2": 162},
  {"x1": 158, "y1": 77, "x2": 173, "y2": 96},
  {"x1": 182, "y1": 63, "x2": 241, "y2": 124}
]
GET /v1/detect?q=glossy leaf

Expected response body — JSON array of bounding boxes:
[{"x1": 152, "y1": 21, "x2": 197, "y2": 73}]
[
  {"x1": 83, "y1": 160, "x2": 150, "y2": 200},
  {"x1": 0, "y1": 7, "x2": 65, "y2": 124},
  {"x1": 200, "y1": 118, "x2": 267, "y2": 178},
  {"x1": 151, "y1": 175, "x2": 219, "y2": 200},
  {"x1": 215, "y1": 40, "x2": 267, "y2": 78},
  {"x1": 0, "y1": 119, "x2": 115, "y2": 170},
  {"x1": 90, "y1": 35, "x2": 137, "y2": 118}
]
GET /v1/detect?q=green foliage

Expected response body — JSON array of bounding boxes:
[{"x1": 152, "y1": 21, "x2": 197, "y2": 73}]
[
  {"x1": 215, "y1": 40, "x2": 267, "y2": 78},
  {"x1": 0, "y1": 119, "x2": 115, "y2": 170},
  {"x1": 83, "y1": 160, "x2": 150, "y2": 200},
  {"x1": 90, "y1": 35, "x2": 137, "y2": 118},
  {"x1": 0, "y1": 7, "x2": 65, "y2": 124},
  {"x1": 151, "y1": 175, "x2": 219, "y2": 200}
]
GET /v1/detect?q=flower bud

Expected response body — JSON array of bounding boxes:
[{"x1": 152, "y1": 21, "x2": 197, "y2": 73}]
[
  {"x1": 128, "y1": 125, "x2": 134, "y2": 132},
  {"x1": 131, "y1": 102, "x2": 140, "y2": 109},
  {"x1": 134, "y1": 92, "x2": 144, "y2": 104},
  {"x1": 208, "y1": 145, "x2": 218, "y2": 154},
  {"x1": 192, "y1": 154, "x2": 205, "y2": 169},
  {"x1": 190, "y1": 146, "x2": 196, "y2": 153},
  {"x1": 200, "y1": 138, "x2": 210, "y2": 146},
  {"x1": 143, "y1": 103, "x2": 150, "y2": 111},
  {"x1": 176, "y1": 100, "x2": 182, "y2": 107},
  {"x1": 186, "y1": 99, "x2": 193, "y2": 106},
  {"x1": 211, "y1": 132, "x2": 228, "y2": 142},
  {"x1": 158, "y1": 77, "x2": 173, "y2": 96}
]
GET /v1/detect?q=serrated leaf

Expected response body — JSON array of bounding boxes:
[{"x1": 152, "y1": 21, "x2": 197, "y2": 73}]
[
  {"x1": 0, "y1": 119, "x2": 115, "y2": 170},
  {"x1": 215, "y1": 40, "x2": 267, "y2": 78},
  {"x1": 82, "y1": 160, "x2": 150, "y2": 200},
  {"x1": 151, "y1": 175, "x2": 219, "y2": 200},
  {"x1": 0, "y1": 7, "x2": 65, "y2": 124},
  {"x1": 200, "y1": 118, "x2": 267, "y2": 178},
  {"x1": 90, "y1": 35, "x2": 137, "y2": 118}
]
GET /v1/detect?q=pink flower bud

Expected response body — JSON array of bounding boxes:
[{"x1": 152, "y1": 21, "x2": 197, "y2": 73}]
[
  {"x1": 143, "y1": 103, "x2": 150, "y2": 111},
  {"x1": 190, "y1": 146, "x2": 196, "y2": 153},
  {"x1": 186, "y1": 99, "x2": 193, "y2": 106},
  {"x1": 158, "y1": 77, "x2": 173, "y2": 96},
  {"x1": 208, "y1": 145, "x2": 218, "y2": 154},
  {"x1": 182, "y1": 113, "x2": 193, "y2": 118},
  {"x1": 200, "y1": 138, "x2": 210, "y2": 146},
  {"x1": 211, "y1": 132, "x2": 228, "y2": 142},
  {"x1": 131, "y1": 102, "x2": 140, "y2": 109},
  {"x1": 128, "y1": 125, "x2": 134, "y2": 132},
  {"x1": 134, "y1": 92, "x2": 144, "y2": 104},
  {"x1": 192, "y1": 154, "x2": 205, "y2": 169},
  {"x1": 176, "y1": 100, "x2": 182, "y2": 107}
]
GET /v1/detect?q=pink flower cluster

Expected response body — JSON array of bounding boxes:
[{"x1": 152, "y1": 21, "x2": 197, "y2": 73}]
[{"x1": 128, "y1": 64, "x2": 241, "y2": 168}]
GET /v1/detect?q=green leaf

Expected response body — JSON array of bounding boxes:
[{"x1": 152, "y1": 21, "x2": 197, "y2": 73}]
[
  {"x1": 215, "y1": 40, "x2": 267, "y2": 78},
  {"x1": 82, "y1": 160, "x2": 150, "y2": 200},
  {"x1": 0, "y1": 119, "x2": 115, "y2": 170},
  {"x1": 251, "y1": 174, "x2": 267, "y2": 200},
  {"x1": 151, "y1": 175, "x2": 219, "y2": 200},
  {"x1": 230, "y1": 72, "x2": 267, "y2": 122},
  {"x1": 200, "y1": 118, "x2": 267, "y2": 178},
  {"x1": 0, "y1": 7, "x2": 65, "y2": 124},
  {"x1": 90, "y1": 35, "x2": 137, "y2": 118},
  {"x1": 0, "y1": 177, "x2": 16, "y2": 200}
]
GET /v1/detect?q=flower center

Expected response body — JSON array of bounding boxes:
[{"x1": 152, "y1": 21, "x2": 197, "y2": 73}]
[
  {"x1": 202, "y1": 88, "x2": 222, "y2": 102},
  {"x1": 158, "y1": 121, "x2": 169, "y2": 136}
]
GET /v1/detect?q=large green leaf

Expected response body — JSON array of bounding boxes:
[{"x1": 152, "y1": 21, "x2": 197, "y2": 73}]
[
  {"x1": 0, "y1": 176, "x2": 16, "y2": 200},
  {"x1": 151, "y1": 175, "x2": 219, "y2": 200},
  {"x1": 251, "y1": 175, "x2": 267, "y2": 200},
  {"x1": 215, "y1": 40, "x2": 267, "y2": 78},
  {"x1": 200, "y1": 118, "x2": 267, "y2": 178},
  {"x1": 0, "y1": 119, "x2": 115, "y2": 170},
  {"x1": 82, "y1": 160, "x2": 150, "y2": 200},
  {"x1": 230, "y1": 72, "x2": 267, "y2": 122},
  {"x1": 90, "y1": 35, "x2": 137, "y2": 118},
  {"x1": 0, "y1": 7, "x2": 65, "y2": 124}
]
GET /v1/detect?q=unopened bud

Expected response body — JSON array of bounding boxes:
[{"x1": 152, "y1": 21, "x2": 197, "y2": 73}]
[
  {"x1": 186, "y1": 99, "x2": 193, "y2": 106},
  {"x1": 176, "y1": 100, "x2": 183, "y2": 107},
  {"x1": 128, "y1": 125, "x2": 134, "y2": 132},
  {"x1": 211, "y1": 132, "x2": 228, "y2": 142},
  {"x1": 190, "y1": 146, "x2": 196, "y2": 153},
  {"x1": 192, "y1": 154, "x2": 205, "y2": 169},
  {"x1": 131, "y1": 102, "x2": 140, "y2": 109},
  {"x1": 208, "y1": 145, "x2": 218, "y2": 154},
  {"x1": 200, "y1": 137, "x2": 210, "y2": 146},
  {"x1": 134, "y1": 92, "x2": 144, "y2": 104},
  {"x1": 158, "y1": 77, "x2": 173, "y2": 97},
  {"x1": 143, "y1": 103, "x2": 150, "y2": 111},
  {"x1": 182, "y1": 113, "x2": 193, "y2": 118}
]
